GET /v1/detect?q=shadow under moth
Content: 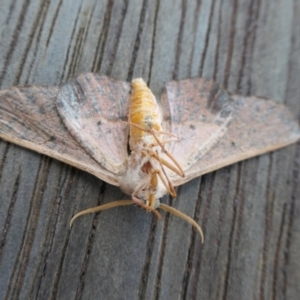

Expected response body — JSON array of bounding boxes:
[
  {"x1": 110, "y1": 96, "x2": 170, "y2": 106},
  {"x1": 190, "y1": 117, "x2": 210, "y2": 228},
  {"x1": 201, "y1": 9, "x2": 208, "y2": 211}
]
[{"x1": 0, "y1": 73, "x2": 299, "y2": 242}]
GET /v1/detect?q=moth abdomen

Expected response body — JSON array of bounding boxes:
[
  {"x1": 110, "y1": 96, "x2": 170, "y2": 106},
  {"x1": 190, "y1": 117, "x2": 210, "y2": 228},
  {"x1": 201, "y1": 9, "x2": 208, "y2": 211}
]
[{"x1": 129, "y1": 78, "x2": 162, "y2": 150}]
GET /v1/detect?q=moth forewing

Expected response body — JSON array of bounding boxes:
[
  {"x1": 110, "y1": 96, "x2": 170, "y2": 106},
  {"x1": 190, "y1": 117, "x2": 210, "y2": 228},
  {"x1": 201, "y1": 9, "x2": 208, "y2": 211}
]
[
  {"x1": 0, "y1": 85, "x2": 120, "y2": 186},
  {"x1": 56, "y1": 73, "x2": 130, "y2": 175},
  {"x1": 170, "y1": 94, "x2": 300, "y2": 186},
  {"x1": 162, "y1": 78, "x2": 235, "y2": 172}
]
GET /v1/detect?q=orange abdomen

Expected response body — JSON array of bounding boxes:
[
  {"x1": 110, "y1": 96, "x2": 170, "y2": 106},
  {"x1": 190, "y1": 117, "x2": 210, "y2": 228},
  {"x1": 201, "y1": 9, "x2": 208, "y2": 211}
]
[{"x1": 129, "y1": 78, "x2": 162, "y2": 150}]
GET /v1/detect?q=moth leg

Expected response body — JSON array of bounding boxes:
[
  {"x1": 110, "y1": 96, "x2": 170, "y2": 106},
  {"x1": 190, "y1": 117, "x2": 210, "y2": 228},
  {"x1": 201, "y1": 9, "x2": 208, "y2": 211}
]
[
  {"x1": 150, "y1": 168, "x2": 176, "y2": 200},
  {"x1": 157, "y1": 155, "x2": 176, "y2": 198},
  {"x1": 125, "y1": 121, "x2": 184, "y2": 176},
  {"x1": 148, "y1": 193, "x2": 157, "y2": 210},
  {"x1": 147, "y1": 129, "x2": 184, "y2": 177},
  {"x1": 150, "y1": 138, "x2": 178, "y2": 147},
  {"x1": 148, "y1": 149, "x2": 182, "y2": 177},
  {"x1": 140, "y1": 152, "x2": 176, "y2": 198},
  {"x1": 125, "y1": 121, "x2": 178, "y2": 139},
  {"x1": 150, "y1": 157, "x2": 177, "y2": 198}
]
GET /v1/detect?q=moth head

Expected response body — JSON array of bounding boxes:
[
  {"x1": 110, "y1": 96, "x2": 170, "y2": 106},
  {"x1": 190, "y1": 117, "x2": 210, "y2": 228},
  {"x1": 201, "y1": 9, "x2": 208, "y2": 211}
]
[{"x1": 138, "y1": 191, "x2": 161, "y2": 210}]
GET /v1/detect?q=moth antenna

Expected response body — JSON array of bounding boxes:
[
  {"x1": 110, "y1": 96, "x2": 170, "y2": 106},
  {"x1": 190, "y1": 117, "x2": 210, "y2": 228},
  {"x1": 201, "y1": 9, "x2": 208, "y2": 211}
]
[
  {"x1": 159, "y1": 203, "x2": 204, "y2": 243},
  {"x1": 70, "y1": 200, "x2": 135, "y2": 227},
  {"x1": 70, "y1": 199, "x2": 163, "y2": 227}
]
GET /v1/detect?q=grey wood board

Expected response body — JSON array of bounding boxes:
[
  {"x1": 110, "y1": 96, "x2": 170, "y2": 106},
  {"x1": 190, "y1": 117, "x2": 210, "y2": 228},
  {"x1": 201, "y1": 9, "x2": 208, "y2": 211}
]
[{"x1": 0, "y1": 0, "x2": 299, "y2": 299}]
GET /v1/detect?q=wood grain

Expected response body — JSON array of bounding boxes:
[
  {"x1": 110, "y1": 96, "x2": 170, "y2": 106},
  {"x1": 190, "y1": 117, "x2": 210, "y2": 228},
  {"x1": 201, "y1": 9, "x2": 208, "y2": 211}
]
[{"x1": 0, "y1": 1, "x2": 299, "y2": 300}]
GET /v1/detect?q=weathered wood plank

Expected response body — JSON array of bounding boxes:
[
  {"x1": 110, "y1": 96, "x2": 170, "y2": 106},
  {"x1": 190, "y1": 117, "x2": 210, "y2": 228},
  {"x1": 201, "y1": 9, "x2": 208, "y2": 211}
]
[{"x1": 0, "y1": 0, "x2": 299, "y2": 299}]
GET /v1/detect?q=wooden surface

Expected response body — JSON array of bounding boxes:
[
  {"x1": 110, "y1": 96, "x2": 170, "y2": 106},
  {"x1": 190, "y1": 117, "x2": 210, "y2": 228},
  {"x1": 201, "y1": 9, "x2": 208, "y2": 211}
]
[{"x1": 0, "y1": 0, "x2": 299, "y2": 299}]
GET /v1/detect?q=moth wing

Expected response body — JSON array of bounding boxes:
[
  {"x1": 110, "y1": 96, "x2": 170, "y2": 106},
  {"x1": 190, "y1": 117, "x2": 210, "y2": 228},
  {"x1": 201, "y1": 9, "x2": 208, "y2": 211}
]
[
  {"x1": 161, "y1": 79, "x2": 300, "y2": 186},
  {"x1": 57, "y1": 73, "x2": 130, "y2": 175},
  {"x1": 0, "y1": 85, "x2": 121, "y2": 186},
  {"x1": 160, "y1": 78, "x2": 234, "y2": 173},
  {"x1": 176, "y1": 95, "x2": 300, "y2": 185}
]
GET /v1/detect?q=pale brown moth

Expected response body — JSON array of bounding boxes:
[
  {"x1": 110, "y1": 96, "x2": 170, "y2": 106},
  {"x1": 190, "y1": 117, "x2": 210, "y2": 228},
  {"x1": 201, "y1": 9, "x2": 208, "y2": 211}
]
[{"x1": 0, "y1": 73, "x2": 299, "y2": 242}]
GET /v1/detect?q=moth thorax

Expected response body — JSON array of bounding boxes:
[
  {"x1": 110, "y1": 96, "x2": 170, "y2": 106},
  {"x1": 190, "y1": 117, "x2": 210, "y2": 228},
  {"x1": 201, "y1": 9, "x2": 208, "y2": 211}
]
[{"x1": 129, "y1": 78, "x2": 162, "y2": 150}]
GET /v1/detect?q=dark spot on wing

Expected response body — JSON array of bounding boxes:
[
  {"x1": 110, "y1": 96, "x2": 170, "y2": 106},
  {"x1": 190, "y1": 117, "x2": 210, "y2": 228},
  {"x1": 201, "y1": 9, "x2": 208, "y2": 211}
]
[
  {"x1": 84, "y1": 73, "x2": 92, "y2": 84},
  {"x1": 74, "y1": 79, "x2": 86, "y2": 104},
  {"x1": 189, "y1": 124, "x2": 195, "y2": 130},
  {"x1": 56, "y1": 100, "x2": 64, "y2": 108},
  {"x1": 215, "y1": 119, "x2": 224, "y2": 126},
  {"x1": 39, "y1": 106, "x2": 46, "y2": 114},
  {"x1": 206, "y1": 83, "x2": 232, "y2": 115},
  {"x1": 97, "y1": 120, "x2": 101, "y2": 126},
  {"x1": 220, "y1": 106, "x2": 233, "y2": 118}
]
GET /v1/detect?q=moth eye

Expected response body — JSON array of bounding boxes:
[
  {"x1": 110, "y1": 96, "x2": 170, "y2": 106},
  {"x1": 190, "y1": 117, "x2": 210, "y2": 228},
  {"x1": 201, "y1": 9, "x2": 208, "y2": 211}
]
[{"x1": 39, "y1": 106, "x2": 46, "y2": 114}]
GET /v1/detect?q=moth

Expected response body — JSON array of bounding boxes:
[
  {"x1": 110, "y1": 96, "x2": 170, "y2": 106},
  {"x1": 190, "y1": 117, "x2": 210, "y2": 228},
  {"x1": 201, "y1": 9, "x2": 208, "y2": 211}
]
[{"x1": 0, "y1": 73, "x2": 299, "y2": 242}]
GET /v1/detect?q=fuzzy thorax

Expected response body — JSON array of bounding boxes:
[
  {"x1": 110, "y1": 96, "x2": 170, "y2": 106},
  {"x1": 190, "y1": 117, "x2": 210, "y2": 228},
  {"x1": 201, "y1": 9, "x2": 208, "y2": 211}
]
[{"x1": 119, "y1": 150, "x2": 168, "y2": 206}]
